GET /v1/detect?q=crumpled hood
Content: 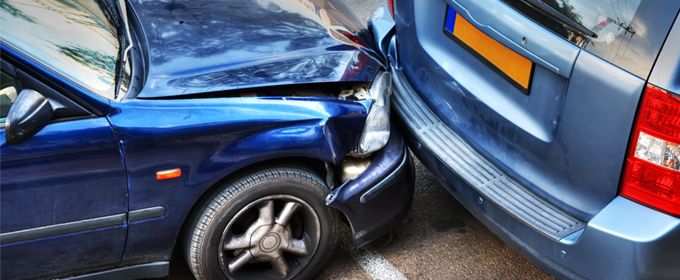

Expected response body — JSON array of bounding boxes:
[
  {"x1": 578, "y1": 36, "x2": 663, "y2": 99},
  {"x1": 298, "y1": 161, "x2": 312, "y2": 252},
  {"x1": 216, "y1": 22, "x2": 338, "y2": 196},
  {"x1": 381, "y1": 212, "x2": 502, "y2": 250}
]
[{"x1": 130, "y1": 0, "x2": 381, "y2": 98}]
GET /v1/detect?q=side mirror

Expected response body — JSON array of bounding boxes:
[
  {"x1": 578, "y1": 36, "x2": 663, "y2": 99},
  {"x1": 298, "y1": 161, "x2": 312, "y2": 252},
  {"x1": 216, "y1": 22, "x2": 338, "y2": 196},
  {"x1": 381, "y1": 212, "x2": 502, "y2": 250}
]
[{"x1": 6, "y1": 89, "x2": 55, "y2": 144}]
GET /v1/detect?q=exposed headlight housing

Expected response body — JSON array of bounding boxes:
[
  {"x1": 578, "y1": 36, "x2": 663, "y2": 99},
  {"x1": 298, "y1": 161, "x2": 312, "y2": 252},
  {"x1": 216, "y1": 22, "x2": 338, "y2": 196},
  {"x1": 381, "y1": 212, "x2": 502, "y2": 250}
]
[{"x1": 354, "y1": 71, "x2": 391, "y2": 156}]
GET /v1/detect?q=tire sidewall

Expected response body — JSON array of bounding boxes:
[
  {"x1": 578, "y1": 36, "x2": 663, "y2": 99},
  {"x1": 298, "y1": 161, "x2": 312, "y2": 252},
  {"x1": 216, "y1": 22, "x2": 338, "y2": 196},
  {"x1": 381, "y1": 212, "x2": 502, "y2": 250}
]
[{"x1": 194, "y1": 170, "x2": 338, "y2": 280}]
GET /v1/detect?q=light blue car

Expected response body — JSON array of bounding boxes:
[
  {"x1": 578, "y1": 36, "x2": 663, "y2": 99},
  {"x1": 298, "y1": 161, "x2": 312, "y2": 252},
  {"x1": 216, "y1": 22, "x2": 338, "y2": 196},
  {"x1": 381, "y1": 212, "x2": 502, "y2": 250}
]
[{"x1": 370, "y1": 0, "x2": 680, "y2": 279}]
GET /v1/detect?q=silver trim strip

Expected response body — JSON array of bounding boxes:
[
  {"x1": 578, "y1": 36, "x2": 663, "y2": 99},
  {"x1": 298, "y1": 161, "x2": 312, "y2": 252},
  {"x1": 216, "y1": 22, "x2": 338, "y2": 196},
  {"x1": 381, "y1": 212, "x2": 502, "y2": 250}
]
[
  {"x1": 60, "y1": 261, "x2": 169, "y2": 280},
  {"x1": 0, "y1": 214, "x2": 126, "y2": 245},
  {"x1": 128, "y1": 206, "x2": 166, "y2": 222}
]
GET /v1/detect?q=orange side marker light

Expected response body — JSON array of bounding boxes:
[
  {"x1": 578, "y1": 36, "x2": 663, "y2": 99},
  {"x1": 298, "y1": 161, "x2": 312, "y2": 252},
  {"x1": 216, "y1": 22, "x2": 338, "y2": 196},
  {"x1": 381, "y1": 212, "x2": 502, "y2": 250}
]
[{"x1": 157, "y1": 168, "x2": 181, "y2": 180}]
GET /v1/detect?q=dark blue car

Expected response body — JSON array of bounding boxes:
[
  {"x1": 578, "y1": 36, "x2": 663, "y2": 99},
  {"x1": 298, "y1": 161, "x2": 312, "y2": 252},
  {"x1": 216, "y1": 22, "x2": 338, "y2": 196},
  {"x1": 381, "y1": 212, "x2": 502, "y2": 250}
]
[
  {"x1": 0, "y1": 1, "x2": 415, "y2": 279},
  {"x1": 371, "y1": 0, "x2": 680, "y2": 279}
]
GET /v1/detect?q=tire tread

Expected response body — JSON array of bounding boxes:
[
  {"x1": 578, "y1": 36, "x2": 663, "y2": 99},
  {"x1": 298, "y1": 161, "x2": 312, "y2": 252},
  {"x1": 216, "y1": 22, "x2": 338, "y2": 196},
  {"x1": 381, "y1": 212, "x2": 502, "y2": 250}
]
[{"x1": 184, "y1": 167, "x2": 334, "y2": 280}]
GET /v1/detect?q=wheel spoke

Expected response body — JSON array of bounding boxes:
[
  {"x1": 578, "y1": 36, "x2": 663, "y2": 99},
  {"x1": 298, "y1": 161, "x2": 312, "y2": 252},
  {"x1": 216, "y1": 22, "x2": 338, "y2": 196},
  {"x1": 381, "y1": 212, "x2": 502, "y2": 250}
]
[
  {"x1": 270, "y1": 256, "x2": 289, "y2": 277},
  {"x1": 228, "y1": 251, "x2": 253, "y2": 273},
  {"x1": 223, "y1": 233, "x2": 250, "y2": 251},
  {"x1": 285, "y1": 237, "x2": 309, "y2": 256},
  {"x1": 258, "y1": 200, "x2": 275, "y2": 225},
  {"x1": 275, "y1": 202, "x2": 300, "y2": 227}
]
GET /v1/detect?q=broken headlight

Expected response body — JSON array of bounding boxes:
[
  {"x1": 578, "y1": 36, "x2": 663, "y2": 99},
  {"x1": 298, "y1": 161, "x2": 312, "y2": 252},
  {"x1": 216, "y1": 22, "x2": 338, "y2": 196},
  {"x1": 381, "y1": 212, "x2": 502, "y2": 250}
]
[{"x1": 354, "y1": 71, "x2": 391, "y2": 156}]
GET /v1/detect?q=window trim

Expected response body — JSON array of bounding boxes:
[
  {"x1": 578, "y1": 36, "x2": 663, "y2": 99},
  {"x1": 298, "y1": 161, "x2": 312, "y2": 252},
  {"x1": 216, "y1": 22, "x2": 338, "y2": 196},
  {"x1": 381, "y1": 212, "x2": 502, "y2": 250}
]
[
  {"x1": 0, "y1": 59, "x2": 99, "y2": 132},
  {"x1": 1, "y1": 56, "x2": 104, "y2": 117}
]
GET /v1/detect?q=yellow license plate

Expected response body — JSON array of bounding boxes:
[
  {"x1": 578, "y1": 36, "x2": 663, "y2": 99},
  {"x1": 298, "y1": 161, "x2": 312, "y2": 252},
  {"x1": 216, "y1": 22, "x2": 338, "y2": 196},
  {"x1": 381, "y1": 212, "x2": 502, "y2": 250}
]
[{"x1": 444, "y1": 6, "x2": 534, "y2": 94}]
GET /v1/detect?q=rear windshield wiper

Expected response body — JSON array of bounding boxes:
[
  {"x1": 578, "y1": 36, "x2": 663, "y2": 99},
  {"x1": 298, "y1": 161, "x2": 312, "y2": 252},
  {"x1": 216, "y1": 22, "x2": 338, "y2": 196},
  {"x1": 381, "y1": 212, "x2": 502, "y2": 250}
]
[{"x1": 519, "y1": 0, "x2": 596, "y2": 38}]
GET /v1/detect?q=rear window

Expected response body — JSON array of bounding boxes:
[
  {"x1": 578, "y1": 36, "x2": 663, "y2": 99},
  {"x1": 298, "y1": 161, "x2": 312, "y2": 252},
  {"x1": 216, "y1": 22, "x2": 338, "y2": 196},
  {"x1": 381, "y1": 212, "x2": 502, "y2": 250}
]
[{"x1": 502, "y1": 0, "x2": 680, "y2": 78}]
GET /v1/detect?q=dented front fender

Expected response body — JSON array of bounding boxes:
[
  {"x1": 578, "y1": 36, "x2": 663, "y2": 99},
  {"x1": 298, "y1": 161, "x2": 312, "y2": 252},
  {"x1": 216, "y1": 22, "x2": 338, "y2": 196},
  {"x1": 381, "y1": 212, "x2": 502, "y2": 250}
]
[{"x1": 107, "y1": 96, "x2": 371, "y2": 262}]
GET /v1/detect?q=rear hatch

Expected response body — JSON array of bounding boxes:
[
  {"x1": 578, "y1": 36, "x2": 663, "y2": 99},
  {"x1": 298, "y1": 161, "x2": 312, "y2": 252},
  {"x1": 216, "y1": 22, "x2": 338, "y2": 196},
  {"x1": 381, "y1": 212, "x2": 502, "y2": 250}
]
[{"x1": 392, "y1": 0, "x2": 680, "y2": 220}]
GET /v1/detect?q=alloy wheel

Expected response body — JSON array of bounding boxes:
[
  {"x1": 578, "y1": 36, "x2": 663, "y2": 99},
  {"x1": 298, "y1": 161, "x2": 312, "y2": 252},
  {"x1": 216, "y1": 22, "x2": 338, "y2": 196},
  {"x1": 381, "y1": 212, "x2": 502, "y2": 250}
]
[{"x1": 218, "y1": 195, "x2": 321, "y2": 280}]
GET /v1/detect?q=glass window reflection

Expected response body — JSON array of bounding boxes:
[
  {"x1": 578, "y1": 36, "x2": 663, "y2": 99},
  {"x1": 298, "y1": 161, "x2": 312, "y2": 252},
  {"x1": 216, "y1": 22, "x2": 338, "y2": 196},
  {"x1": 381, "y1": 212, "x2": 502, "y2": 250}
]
[
  {"x1": 502, "y1": 0, "x2": 680, "y2": 78},
  {"x1": 0, "y1": 0, "x2": 120, "y2": 99},
  {"x1": 0, "y1": 71, "x2": 19, "y2": 123}
]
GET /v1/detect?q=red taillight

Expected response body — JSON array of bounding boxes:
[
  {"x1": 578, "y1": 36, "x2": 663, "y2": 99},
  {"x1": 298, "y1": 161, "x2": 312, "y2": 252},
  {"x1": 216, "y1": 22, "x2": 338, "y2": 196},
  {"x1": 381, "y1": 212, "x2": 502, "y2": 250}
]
[
  {"x1": 621, "y1": 84, "x2": 680, "y2": 216},
  {"x1": 387, "y1": 0, "x2": 395, "y2": 19}
]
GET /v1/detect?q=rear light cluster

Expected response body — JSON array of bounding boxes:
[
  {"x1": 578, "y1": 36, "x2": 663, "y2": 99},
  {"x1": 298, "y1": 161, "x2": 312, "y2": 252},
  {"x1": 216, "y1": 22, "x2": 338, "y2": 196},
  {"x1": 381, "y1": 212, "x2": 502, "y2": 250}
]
[
  {"x1": 621, "y1": 84, "x2": 680, "y2": 216},
  {"x1": 387, "y1": 0, "x2": 395, "y2": 19}
]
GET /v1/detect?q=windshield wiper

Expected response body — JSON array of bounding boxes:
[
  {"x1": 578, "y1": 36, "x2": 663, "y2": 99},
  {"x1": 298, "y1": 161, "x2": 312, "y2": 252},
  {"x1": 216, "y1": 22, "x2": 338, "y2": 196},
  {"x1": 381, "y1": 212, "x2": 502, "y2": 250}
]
[
  {"x1": 111, "y1": 0, "x2": 134, "y2": 100},
  {"x1": 118, "y1": 0, "x2": 134, "y2": 64},
  {"x1": 97, "y1": 0, "x2": 120, "y2": 28},
  {"x1": 520, "y1": 0, "x2": 596, "y2": 38}
]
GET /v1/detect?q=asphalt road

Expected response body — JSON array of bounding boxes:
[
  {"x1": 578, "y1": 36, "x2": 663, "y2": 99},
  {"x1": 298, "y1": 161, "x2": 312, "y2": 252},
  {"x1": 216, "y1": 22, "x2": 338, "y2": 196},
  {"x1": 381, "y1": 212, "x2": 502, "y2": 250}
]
[
  {"x1": 159, "y1": 1, "x2": 553, "y2": 279},
  {"x1": 342, "y1": 0, "x2": 381, "y2": 25},
  {"x1": 314, "y1": 156, "x2": 552, "y2": 280}
]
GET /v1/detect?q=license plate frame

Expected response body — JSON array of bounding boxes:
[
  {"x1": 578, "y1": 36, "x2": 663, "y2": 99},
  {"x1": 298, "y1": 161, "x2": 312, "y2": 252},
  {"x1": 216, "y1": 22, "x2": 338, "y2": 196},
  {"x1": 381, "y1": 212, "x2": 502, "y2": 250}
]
[{"x1": 443, "y1": 6, "x2": 534, "y2": 95}]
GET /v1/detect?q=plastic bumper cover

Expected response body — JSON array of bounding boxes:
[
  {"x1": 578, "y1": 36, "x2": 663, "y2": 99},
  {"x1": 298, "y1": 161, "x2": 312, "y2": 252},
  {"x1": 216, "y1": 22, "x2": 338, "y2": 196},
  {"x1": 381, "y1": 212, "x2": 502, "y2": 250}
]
[
  {"x1": 327, "y1": 124, "x2": 415, "y2": 248},
  {"x1": 392, "y1": 67, "x2": 680, "y2": 279}
]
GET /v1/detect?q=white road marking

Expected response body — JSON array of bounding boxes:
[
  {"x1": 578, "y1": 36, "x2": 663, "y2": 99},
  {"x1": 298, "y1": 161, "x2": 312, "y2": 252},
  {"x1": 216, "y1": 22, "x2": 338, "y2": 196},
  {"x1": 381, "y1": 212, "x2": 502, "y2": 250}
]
[{"x1": 350, "y1": 245, "x2": 408, "y2": 280}]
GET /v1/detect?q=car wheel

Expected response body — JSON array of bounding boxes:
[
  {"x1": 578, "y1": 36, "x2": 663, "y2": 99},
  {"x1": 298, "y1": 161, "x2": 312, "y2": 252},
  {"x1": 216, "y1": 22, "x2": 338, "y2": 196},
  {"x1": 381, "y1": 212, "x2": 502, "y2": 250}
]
[{"x1": 185, "y1": 167, "x2": 339, "y2": 280}]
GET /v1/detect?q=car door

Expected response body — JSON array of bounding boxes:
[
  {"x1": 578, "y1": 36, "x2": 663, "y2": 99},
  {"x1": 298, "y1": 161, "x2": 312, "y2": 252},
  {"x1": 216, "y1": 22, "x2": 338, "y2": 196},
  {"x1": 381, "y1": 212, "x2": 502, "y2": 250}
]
[{"x1": 0, "y1": 59, "x2": 129, "y2": 280}]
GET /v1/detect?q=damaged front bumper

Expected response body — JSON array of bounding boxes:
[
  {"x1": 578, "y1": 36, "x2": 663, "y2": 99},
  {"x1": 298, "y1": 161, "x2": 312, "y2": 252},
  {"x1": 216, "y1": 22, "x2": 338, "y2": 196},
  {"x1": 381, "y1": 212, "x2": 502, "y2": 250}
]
[{"x1": 326, "y1": 123, "x2": 416, "y2": 247}]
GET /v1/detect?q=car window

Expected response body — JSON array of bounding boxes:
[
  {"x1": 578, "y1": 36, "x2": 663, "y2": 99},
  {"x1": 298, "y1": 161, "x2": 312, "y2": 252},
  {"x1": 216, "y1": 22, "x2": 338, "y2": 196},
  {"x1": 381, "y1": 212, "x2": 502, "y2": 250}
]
[
  {"x1": 0, "y1": 71, "x2": 19, "y2": 123},
  {"x1": 0, "y1": 0, "x2": 121, "y2": 100},
  {"x1": 501, "y1": 0, "x2": 680, "y2": 78}
]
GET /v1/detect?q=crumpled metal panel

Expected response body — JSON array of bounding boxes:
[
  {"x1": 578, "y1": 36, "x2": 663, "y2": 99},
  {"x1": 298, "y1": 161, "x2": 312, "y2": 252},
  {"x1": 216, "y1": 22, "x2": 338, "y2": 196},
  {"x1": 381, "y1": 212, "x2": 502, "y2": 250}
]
[{"x1": 130, "y1": 0, "x2": 382, "y2": 98}]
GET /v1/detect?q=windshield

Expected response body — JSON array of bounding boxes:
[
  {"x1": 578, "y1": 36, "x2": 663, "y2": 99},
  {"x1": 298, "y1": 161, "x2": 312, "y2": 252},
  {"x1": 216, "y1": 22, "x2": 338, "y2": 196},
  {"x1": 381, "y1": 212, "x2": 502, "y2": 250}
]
[{"x1": 0, "y1": 0, "x2": 121, "y2": 100}]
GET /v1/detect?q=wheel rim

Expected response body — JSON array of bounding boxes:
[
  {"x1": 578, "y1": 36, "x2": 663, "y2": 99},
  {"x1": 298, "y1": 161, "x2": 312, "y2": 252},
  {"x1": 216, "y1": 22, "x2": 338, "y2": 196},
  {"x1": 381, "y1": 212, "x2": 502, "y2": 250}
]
[{"x1": 218, "y1": 195, "x2": 321, "y2": 280}]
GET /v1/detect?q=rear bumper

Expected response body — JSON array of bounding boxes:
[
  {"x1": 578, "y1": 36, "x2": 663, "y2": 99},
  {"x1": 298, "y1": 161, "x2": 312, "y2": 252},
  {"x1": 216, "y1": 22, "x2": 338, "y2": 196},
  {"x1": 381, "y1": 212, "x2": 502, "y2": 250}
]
[
  {"x1": 327, "y1": 124, "x2": 416, "y2": 248},
  {"x1": 392, "y1": 67, "x2": 680, "y2": 280}
]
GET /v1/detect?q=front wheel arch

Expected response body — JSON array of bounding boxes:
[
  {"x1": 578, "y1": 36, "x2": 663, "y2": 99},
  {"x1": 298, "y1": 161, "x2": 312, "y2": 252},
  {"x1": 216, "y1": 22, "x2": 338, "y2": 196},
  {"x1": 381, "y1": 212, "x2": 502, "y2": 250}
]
[
  {"x1": 174, "y1": 156, "x2": 333, "y2": 263},
  {"x1": 181, "y1": 166, "x2": 339, "y2": 280}
]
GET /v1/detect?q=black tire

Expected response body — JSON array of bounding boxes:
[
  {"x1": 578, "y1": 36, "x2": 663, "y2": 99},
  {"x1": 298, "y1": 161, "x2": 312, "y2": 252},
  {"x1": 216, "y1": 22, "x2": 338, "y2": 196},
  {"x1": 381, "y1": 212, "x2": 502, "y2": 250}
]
[{"x1": 184, "y1": 167, "x2": 339, "y2": 280}]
